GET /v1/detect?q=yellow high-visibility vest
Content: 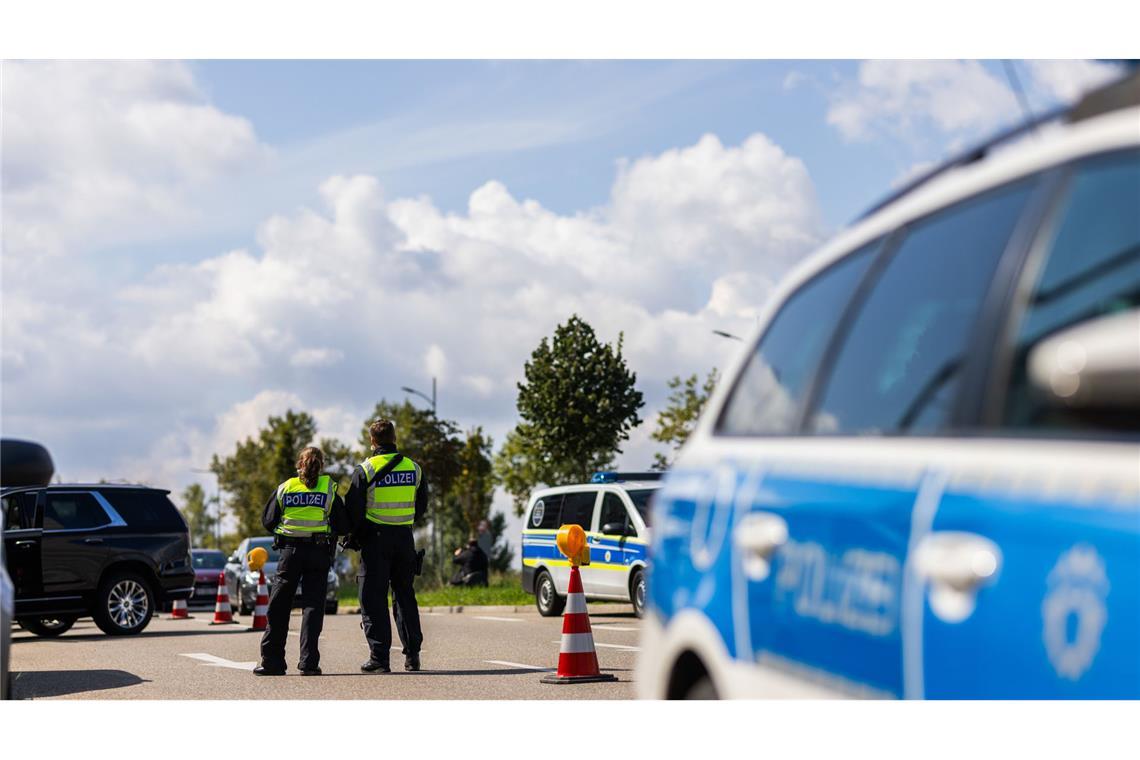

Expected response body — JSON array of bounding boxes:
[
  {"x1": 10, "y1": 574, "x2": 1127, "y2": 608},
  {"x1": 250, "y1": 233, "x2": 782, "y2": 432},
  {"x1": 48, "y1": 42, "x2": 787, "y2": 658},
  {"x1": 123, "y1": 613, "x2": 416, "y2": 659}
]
[
  {"x1": 360, "y1": 454, "x2": 420, "y2": 527},
  {"x1": 275, "y1": 475, "x2": 337, "y2": 537}
]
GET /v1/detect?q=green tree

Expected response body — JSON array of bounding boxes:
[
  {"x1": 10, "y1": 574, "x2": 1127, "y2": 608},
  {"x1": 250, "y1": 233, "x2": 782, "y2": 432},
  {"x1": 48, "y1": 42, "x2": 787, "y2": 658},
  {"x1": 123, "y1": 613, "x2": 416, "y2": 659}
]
[
  {"x1": 495, "y1": 314, "x2": 644, "y2": 515},
  {"x1": 210, "y1": 410, "x2": 317, "y2": 538},
  {"x1": 179, "y1": 483, "x2": 218, "y2": 548},
  {"x1": 452, "y1": 427, "x2": 494, "y2": 534},
  {"x1": 651, "y1": 368, "x2": 719, "y2": 470}
]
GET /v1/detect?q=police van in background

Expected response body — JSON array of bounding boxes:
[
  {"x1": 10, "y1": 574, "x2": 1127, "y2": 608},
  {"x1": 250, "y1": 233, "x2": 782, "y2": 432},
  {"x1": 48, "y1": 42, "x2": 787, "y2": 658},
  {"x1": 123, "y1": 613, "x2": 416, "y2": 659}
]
[
  {"x1": 521, "y1": 472, "x2": 660, "y2": 618},
  {"x1": 637, "y1": 71, "x2": 1140, "y2": 699}
]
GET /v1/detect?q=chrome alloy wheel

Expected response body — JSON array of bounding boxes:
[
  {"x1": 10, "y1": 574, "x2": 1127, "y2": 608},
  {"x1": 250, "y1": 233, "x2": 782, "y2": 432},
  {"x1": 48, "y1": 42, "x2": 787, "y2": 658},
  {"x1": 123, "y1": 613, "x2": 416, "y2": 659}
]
[{"x1": 107, "y1": 579, "x2": 149, "y2": 629}]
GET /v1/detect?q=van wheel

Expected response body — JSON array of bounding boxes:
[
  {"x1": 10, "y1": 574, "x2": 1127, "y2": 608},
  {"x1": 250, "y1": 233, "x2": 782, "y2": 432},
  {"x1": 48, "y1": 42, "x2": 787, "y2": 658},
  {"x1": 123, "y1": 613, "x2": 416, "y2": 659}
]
[
  {"x1": 18, "y1": 616, "x2": 77, "y2": 638},
  {"x1": 92, "y1": 571, "x2": 154, "y2": 635},
  {"x1": 535, "y1": 570, "x2": 565, "y2": 617},
  {"x1": 630, "y1": 569, "x2": 647, "y2": 618},
  {"x1": 683, "y1": 675, "x2": 719, "y2": 700}
]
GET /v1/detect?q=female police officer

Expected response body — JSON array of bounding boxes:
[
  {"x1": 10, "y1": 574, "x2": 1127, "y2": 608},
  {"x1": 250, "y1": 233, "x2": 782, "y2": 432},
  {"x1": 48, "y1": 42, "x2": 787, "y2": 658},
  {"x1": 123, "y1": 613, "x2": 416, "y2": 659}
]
[{"x1": 255, "y1": 446, "x2": 348, "y2": 676}]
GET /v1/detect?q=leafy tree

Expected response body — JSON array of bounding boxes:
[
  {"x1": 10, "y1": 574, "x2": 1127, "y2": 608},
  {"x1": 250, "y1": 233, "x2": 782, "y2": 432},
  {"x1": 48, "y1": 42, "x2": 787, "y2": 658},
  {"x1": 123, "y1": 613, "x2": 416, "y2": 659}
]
[
  {"x1": 179, "y1": 483, "x2": 219, "y2": 548},
  {"x1": 651, "y1": 368, "x2": 719, "y2": 470},
  {"x1": 210, "y1": 410, "x2": 317, "y2": 538},
  {"x1": 495, "y1": 314, "x2": 644, "y2": 515},
  {"x1": 452, "y1": 427, "x2": 494, "y2": 534}
]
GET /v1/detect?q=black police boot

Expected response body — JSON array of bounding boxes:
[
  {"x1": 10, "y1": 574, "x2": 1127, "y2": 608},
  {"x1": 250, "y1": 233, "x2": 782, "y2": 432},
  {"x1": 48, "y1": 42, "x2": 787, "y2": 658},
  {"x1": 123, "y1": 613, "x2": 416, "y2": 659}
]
[
  {"x1": 361, "y1": 659, "x2": 391, "y2": 673},
  {"x1": 404, "y1": 653, "x2": 421, "y2": 672},
  {"x1": 254, "y1": 664, "x2": 286, "y2": 676}
]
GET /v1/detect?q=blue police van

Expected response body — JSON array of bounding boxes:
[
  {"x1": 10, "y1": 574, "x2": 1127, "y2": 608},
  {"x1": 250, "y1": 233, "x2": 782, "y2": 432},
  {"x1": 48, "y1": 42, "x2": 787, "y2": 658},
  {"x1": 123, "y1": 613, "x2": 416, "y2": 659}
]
[
  {"x1": 637, "y1": 72, "x2": 1140, "y2": 699},
  {"x1": 521, "y1": 473, "x2": 660, "y2": 618}
]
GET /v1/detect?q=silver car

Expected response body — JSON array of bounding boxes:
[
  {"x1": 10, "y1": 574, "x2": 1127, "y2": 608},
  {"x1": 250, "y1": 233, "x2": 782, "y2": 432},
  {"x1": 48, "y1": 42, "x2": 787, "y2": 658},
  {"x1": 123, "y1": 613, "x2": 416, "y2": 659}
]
[{"x1": 224, "y1": 537, "x2": 339, "y2": 615}]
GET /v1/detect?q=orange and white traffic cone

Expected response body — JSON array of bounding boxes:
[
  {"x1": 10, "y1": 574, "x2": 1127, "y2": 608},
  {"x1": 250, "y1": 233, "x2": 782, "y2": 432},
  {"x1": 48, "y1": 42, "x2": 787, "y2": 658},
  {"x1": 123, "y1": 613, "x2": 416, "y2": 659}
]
[
  {"x1": 209, "y1": 571, "x2": 236, "y2": 625},
  {"x1": 247, "y1": 570, "x2": 269, "y2": 632},
  {"x1": 541, "y1": 565, "x2": 617, "y2": 684},
  {"x1": 168, "y1": 598, "x2": 193, "y2": 620}
]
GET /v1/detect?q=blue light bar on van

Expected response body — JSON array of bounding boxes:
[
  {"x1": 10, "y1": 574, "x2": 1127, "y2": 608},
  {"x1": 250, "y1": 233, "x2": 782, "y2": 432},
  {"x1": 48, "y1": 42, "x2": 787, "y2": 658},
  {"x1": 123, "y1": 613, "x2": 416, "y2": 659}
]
[{"x1": 591, "y1": 471, "x2": 664, "y2": 483}]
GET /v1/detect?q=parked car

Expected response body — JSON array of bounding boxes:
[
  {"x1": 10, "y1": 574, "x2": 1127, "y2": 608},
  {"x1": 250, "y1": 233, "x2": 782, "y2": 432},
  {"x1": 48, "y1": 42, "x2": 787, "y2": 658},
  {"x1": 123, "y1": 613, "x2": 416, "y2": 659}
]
[
  {"x1": 521, "y1": 472, "x2": 660, "y2": 618},
  {"x1": 637, "y1": 72, "x2": 1140, "y2": 699},
  {"x1": 189, "y1": 548, "x2": 228, "y2": 607},
  {"x1": 1, "y1": 483, "x2": 194, "y2": 637},
  {"x1": 225, "y1": 536, "x2": 339, "y2": 615}
]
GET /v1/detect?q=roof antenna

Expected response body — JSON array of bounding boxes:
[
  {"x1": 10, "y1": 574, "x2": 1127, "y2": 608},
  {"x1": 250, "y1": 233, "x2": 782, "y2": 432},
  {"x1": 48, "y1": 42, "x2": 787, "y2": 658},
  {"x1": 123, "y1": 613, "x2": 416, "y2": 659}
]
[{"x1": 1002, "y1": 60, "x2": 1038, "y2": 136}]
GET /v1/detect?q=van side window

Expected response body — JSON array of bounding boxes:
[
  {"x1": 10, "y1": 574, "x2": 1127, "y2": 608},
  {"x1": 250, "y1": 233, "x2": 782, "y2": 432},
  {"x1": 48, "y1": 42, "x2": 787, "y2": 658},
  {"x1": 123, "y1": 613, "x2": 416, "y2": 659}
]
[
  {"x1": 1002, "y1": 152, "x2": 1140, "y2": 431},
  {"x1": 2, "y1": 492, "x2": 36, "y2": 530},
  {"x1": 809, "y1": 179, "x2": 1036, "y2": 434},
  {"x1": 716, "y1": 241, "x2": 879, "y2": 435},
  {"x1": 529, "y1": 493, "x2": 564, "y2": 530},
  {"x1": 559, "y1": 492, "x2": 597, "y2": 530},
  {"x1": 599, "y1": 493, "x2": 631, "y2": 535}
]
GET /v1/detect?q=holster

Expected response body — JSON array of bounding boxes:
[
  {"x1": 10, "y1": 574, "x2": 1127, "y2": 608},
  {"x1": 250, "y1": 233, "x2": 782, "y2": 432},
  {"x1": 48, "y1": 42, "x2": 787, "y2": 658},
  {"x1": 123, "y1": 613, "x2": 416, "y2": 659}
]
[{"x1": 414, "y1": 548, "x2": 425, "y2": 576}]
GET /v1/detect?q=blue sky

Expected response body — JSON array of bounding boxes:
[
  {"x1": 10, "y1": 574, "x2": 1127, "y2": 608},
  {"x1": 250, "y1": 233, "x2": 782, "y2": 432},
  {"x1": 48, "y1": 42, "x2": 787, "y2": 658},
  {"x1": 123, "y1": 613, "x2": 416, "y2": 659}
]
[{"x1": 1, "y1": 60, "x2": 1121, "y2": 529}]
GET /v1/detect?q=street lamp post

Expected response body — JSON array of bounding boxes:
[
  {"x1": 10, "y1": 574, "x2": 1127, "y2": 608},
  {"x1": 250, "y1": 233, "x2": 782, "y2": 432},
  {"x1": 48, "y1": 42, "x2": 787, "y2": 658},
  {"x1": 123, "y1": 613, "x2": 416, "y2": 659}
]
[{"x1": 400, "y1": 377, "x2": 437, "y2": 415}]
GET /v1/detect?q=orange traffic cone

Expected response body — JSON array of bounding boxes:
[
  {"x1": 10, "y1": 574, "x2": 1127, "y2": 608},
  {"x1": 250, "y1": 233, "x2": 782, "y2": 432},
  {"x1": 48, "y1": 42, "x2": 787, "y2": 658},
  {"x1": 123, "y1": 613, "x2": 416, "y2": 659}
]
[
  {"x1": 209, "y1": 571, "x2": 237, "y2": 625},
  {"x1": 541, "y1": 566, "x2": 617, "y2": 684},
  {"x1": 168, "y1": 598, "x2": 193, "y2": 620},
  {"x1": 247, "y1": 570, "x2": 269, "y2": 632}
]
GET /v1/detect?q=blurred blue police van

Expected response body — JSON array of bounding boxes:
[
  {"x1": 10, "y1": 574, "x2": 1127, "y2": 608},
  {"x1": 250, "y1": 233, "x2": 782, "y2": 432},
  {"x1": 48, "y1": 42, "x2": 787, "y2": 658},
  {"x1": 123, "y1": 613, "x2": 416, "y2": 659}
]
[
  {"x1": 521, "y1": 472, "x2": 661, "y2": 618},
  {"x1": 637, "y1": 72, "x2": 1140, "y2": 699}
]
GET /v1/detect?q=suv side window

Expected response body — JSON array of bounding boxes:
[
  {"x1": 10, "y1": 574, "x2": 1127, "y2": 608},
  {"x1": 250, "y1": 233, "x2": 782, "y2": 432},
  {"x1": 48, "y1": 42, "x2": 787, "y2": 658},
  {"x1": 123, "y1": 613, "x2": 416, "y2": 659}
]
[
  {"x1": 808, "y1": 179, "x2": 1036, "y2": 434},
  {"x1": 1002, "y1": 152, "x2": 1140, "y2": 431},
  {"x1": 529, "y1": 493, "x2": 564, "y2": 530},
  {"x1": 599, "y1": 493, "x2": 631, "y2": 535},
  {"x1": 101, "y1": 489, "x2": 186, "y2": 530},
  {"x1": 716, "y1": 240, "x2": 880, "y2": 435},
  {"x1": 43, "y1": 492, "x2": 111, "y2": 531},
  {"x1": 560, "y1": 491, "x2": 597, "y2": 531}
]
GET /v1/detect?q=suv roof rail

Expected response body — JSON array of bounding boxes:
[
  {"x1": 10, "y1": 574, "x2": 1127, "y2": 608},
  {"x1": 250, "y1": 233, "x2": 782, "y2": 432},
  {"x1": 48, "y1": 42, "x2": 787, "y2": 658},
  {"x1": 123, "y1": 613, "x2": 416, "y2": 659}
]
[{"x1": 856, "y1": 67, "x2": 1139, "y2": 223}]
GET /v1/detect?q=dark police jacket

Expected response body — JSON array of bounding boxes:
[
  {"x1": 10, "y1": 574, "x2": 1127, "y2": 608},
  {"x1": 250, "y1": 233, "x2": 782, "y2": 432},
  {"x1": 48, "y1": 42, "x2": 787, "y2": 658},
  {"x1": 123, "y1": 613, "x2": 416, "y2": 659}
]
[{"x1": 344, "y1": 443, "x2": 430, "y2": 538}]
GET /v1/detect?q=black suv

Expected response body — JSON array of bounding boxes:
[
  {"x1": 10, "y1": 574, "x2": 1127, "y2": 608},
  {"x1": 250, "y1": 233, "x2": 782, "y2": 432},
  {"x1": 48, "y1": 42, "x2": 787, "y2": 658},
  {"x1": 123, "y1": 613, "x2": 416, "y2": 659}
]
[{"x1": 2, "y1": 484, "x2": 194, "y2": 637}]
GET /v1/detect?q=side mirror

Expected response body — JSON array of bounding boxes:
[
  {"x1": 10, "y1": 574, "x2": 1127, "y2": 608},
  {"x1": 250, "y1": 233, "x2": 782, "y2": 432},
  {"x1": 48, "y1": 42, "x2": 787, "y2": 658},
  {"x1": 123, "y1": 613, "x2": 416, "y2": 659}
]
[
  {"x1": 228, "y1": 554, "x2": 240, "y2": 565},
  {"x1": 602, "y1": 522, "x2": 629, "y2": 536},
  {"x1": 1028, "y1": 309, "x2": 1140, "y2": 411}
]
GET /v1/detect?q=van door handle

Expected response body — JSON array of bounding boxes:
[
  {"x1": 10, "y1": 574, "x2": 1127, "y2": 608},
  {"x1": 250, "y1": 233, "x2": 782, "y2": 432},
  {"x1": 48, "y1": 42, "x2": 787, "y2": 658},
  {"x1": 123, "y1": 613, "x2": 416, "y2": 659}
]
[
  {"x1": 733, "y1": 512, "x2": 788, "y2": 581},
  {"x1": 15, "y1": 540, "x2": 37, "y2": 547},
  {"x1": 84, "y1": 537, "x2": 104, "y2": 544},
  {"x1": 914, "y1": 531, "x2": 1001, "y2": 623}
]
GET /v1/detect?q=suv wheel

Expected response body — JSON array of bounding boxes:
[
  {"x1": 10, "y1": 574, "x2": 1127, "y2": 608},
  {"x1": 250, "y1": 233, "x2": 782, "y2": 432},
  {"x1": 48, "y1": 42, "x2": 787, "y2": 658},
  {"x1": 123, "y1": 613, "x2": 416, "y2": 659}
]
[
  {"x1": 535, "y1": 570, "x2": 565, "y2": 617},
  {"x1": 92, "y1": 571, "x2": 154, "y2": 635},
  {"x1": 18, "y1": 616, "x2": 78, "y2": 638},
  {"x1": 630, "y1": 569, "x2": 647, "y2": 619}
]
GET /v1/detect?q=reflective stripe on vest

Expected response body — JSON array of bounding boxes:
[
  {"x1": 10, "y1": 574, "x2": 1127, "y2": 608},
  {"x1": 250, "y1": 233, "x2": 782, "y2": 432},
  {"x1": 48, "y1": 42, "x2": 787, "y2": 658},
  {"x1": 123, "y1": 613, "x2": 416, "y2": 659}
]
[
  {"x1": 360, "y1": 454, "x2": 419, "y2": 527},
  {"x1": 275, "y1": 475, "x2": 336, "y2": 537}
]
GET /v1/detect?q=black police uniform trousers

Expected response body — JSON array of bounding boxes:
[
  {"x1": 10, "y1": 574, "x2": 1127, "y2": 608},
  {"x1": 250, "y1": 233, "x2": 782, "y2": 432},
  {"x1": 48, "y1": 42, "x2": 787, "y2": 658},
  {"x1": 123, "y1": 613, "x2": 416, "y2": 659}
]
[
  {"x1": 260, "y1": 538, "x2": 331, "y2": 671},
  {"x1": 359, "y1": 524, "x2": 422, "y2": 664}
]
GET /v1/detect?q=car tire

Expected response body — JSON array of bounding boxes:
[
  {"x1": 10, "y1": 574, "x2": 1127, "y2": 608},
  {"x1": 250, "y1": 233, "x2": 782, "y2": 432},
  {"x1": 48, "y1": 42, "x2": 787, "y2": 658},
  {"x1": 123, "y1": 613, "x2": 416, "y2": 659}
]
[
  {"x1": 630, "y1": 568, "x2": 648, "y2": 619},
  {"x1": 92, "y1": 571, "x2": 154, "y2": 635},
  {"x1": 325, "y1": 602, "x2": 338, "y2": 615},
  {"x1": 239, "y1": 593, "x2": 253, "y2": 616},
  {"x1": 535, "y1": 570, "x2": 565, "y2": 617},
  {"x1": 17, "y1": 616, "x2": 78, "y2": 638}
]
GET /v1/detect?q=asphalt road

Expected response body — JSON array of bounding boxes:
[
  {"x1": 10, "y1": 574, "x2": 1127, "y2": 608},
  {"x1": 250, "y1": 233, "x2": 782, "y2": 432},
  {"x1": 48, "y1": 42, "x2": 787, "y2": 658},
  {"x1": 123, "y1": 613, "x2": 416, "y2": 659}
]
[{"x1": 8, "y1": 604, "x2": 641, "y2": 700}]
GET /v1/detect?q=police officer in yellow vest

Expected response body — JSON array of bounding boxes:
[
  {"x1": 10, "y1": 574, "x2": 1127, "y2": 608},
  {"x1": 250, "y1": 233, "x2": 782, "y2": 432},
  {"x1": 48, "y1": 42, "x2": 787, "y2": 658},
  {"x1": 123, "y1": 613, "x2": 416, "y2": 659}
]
[
  {"x1": 254, "y1": 446, "x2": 348, "y2": 676},
  {"x1": 345, "y1": 419, "x2": 427, "y2": 672}
]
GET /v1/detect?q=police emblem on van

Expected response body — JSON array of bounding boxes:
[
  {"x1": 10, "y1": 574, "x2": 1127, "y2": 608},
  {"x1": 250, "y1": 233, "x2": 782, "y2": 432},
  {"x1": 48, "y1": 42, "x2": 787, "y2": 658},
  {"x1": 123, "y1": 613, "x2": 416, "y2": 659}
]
[
  {"x1": 1042, "y1": 544, "x2": 1109, "y2": 681},
  {"x1": 531, "y1": 499, "x2": 545, "y2": 527}
]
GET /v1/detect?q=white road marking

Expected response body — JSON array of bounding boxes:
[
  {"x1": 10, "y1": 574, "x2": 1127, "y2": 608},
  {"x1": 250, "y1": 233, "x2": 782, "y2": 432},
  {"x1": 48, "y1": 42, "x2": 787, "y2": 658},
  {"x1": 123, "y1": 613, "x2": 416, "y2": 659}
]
[
  {"x1": 591, "y1": 625, "x2": 638, "y2": 632},
  {"x1": 473, "y1": 616, "x2": 523, "y2": 623},
  {"x1": 180, "y1": 653, "x2": 257, "y2": 670},
  {"x1": 484, "y1": 660, "x2": 554, "y2": 671},
  {"x1": 551, "y1": 640, "x2": 640, "y2": 651}
]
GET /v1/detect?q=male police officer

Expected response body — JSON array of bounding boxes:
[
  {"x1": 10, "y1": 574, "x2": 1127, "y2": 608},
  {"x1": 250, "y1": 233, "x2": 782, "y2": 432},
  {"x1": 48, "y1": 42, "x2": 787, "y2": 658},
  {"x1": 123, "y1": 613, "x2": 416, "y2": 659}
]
[
  {"x1": 255, "y1": 446, "x2": 348, "y2": 676},
  {"x1": 345, "y1": 419, "x2": 427, "y2": 672}
]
